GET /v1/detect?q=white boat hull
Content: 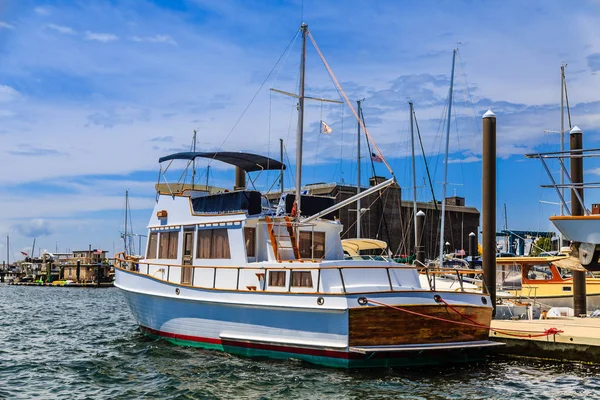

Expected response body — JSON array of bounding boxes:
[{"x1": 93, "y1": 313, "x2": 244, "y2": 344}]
[
  {"x1": 550, "y1": 216, "x2": 600, "y2": 244},
  {"x1": 116, "y1": 268, "x2": 498, "y2": 368}
]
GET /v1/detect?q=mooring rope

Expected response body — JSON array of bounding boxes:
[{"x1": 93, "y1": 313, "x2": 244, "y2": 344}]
[{"x1": 365, "y1": 297, "x2": 563, "y2": 338}]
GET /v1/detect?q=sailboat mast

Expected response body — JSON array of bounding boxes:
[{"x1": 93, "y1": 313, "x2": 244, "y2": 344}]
[
  {"x1": 6, "y1": 235, "x2": 9, "y2": 266},
  {"x1": 280, "y1": 138, "x2": 284, "y2": 195},
  {"x1": 439, "y1": 49, "x2": 457, "y2": 266},
  {"x1": 357, "y1": 100, "x2": 362, "y2": 238},
  {"x1": 559, "y1": 64, "x2": 565, "y2": 247},
  {"x1": 124, "y1": 190, "x2": 128, "y2": 254},
  {"x1": 294, "y1": 23, "x2": 308, "y2": 219},
  {"x1": 410, "y1": 101, "x2": 418, "y2": 249},
  {"x1": 192, "y1": 130, "x2": 197, "y2": 189}
]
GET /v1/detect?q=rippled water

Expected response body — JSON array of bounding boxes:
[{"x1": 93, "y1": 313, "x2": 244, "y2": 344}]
[{"x1": 1, "y1": 284, "x2": 599, "y2": 399}]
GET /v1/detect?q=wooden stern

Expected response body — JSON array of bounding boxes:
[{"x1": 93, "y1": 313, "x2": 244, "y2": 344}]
[{"x1": 348, "y1": 304, "x2": 492, "y2": 346}]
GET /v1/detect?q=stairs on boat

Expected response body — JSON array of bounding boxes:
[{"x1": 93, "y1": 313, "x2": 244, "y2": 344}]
[{"x1": 265, "y1": 216, "x2": 302, "y2": 262}]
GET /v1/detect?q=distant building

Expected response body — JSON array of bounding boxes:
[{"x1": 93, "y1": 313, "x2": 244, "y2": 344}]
[
  {"x1": 268, "y1": 179, "x2": 479, "y2": 259},
  {"x1": 61, "y1": 249, "x2": 110, "y2": 282}
]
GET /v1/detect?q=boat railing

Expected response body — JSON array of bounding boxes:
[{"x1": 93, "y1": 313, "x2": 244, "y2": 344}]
[{"x1": 114, "y1": 253, "x2": 482, "y2": 294}]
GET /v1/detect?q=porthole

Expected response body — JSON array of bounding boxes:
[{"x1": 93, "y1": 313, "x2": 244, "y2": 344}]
[{"x1": 175, "y1": 288, "x2": 180, "y2": 295}]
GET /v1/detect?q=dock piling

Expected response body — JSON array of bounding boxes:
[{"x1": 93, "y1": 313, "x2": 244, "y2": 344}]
[
  {"x1": 482, "y1": 110, "x2": 497, "y2": 316},
  {"x1": 570, "y1": 125, "x2": 587, "y2": 316}
]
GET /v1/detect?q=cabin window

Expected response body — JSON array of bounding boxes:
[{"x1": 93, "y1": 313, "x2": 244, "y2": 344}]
[
  {"x1": 299, "y1": 231, "x2": 326, "y2": 259},
  {"x1": 268, "y1": 271, "x2": 286, "y2": 287},
  {"x1": 146, "y1": 232, "x2": 158, "y2": 259},
  {"x1": 526, "y1": 265, "x2": 553, "y2": 280},
  {"x1": 196, "y1": 228, "x2": 231, "y2": 259},
  {"x1": 159, "y1": 231, "x2": 179, "y2": 259},
  {"x1": 291, "y1": 271, "x2": 313, "y2": 288},
  {"x1": 244, "y1": 227, "x2": 256, "y2": 258}
]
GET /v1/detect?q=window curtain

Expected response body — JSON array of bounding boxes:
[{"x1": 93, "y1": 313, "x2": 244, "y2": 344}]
[
  {"x1": 212, "y1": 229, "x2": 231, "y2": 259},
  {"x1": 197, "y1": 230, "x2": 212, "y2": 258},
  {"x1": 244, "y1": 227, "x2": 256, "y2": 257},
  {"x1": 147, "y1": 232, "x2": 158, "y2": 259},
  {"x1": 167, "y1": 231, "x2": 179, "y2": 259}
]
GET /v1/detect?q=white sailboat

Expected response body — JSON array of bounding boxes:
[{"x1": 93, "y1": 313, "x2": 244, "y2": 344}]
[{"x1": 114, "y1": 24, "x2": 498, "y2": 368}]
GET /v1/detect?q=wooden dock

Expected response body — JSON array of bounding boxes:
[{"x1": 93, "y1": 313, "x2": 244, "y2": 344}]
[{"x1": 490, "y1": 318, "x2": 600, "y2": 363}]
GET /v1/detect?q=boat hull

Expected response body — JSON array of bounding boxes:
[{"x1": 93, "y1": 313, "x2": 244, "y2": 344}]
[
  {"x1": 117, "y1": 268, "x2": 496, "y2": 368},
  {"x1": 504, "y1": 291, "x2": 600, "y2": 311},
  {"x1": 550, "y1": 215, "x2": 600, "y2": 244}
]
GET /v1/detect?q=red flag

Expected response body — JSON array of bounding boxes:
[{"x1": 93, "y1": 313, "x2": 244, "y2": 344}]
[{"x1": 21, "y1": 251, "x2": 28, "y2": 256}]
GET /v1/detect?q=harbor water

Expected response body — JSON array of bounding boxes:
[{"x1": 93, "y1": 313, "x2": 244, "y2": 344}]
[{"x1": 1, "y1": 285, "x2": 599, "y2": 399}]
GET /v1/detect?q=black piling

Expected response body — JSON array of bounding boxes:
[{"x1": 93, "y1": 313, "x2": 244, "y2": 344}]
[
  {"x1": 468, "y1": 232, "x2": 477, "y2": 268},
  {"x1": 570, "y1": 125, "x2": 587, "y2": 316},
  {"x1": 76, "y1": 260, "x2": 81, "y2": 282},
  {"x1": 482, "y1": 110, "x2": 497, "y2": 316}
]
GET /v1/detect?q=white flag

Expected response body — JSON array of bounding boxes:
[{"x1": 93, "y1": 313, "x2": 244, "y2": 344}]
[{"x1": 320, "y1": 120, "x2": 333, "y2": 135}]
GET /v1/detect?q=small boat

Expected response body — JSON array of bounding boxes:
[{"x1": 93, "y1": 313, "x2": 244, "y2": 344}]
[
  {"x1": 496, "y1": 256, "x2": 600, "y2": 310},
  {"x1": 114, "y1": 23, "x2": 498, "y2": 368}
]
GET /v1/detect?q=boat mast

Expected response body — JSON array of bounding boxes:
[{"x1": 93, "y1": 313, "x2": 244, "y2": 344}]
[
  {"x1": 409, "y1": 101, "x2": 418, "y2": 250},
  {"x1": 124, "y1": 190, "x2": 128, "y2": 254},
  {"x1": 6, "y1": 235, "x2": 9, "y2": 266},
  {"x1": 192, "y1": 130, "x2": 197, "y2": 189},
  {"x1": 294, "y1": 23, "x2": 308, "y2": 219},
  {"x1": 559, "y1": 64, "x2": 565, "y2": 246},
  {"x1": 280, "y1": 138, "x2": 284, "y2": 194},
  {"x1": 357, "y1": 99, "x2": 362, "y2": 238},
  {"x1": 439, "y1": 49, "x2": 457, "y2": 267}
]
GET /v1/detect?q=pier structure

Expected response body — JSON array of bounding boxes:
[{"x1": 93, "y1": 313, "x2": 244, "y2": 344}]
[{"x1": 490, "y1": 318, "x2": 600, "y2": 363}]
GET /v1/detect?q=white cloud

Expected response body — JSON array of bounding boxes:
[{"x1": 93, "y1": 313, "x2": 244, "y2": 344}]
[
  {"x1": 84, "y1": 31, "x2": 118, "y2": 42},
  {"x1": 0, "y1": 85, "x2": 20, "y2": 102},
  {"x1": 131, "y1": 34, "x2": 177, "y2": 45},
  {"x1": 46, "y1": 23, "x2": 76, "y2": 35},
  {"x1": 12, "y1": 219, "x2": 53, "y2": 237},
  {"x1": 34, "y1": 7, "x2": 51, "y2": 15},
  {"x1": 0, "y1": 21, "x2": 15, "y2": 29}
]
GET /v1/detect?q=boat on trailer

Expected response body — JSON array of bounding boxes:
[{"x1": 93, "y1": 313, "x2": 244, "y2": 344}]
[{"x1": 115, "y1": 23, "x2": 498, "y2": 368}]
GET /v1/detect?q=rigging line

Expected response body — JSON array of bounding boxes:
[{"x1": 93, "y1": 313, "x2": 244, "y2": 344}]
[
  {"x1": 334, "y1": 103, "x2": 345, "y2": 183},
  {"x1": 283, "y1": 144, "x2": 296, "y2": 191},
  {"x1": 340, "y1": 187, "x2": 390, "y2": 239},
  {"x1": 563, "y1": 69, "x2": 573, "y2": 130},
  {"x1": 457, "y1": 50, "x2": 480, "y2": 154},
  {"x1": 413, "y1": 109, "x2": 438, "y2": 210},
  {"x1": 360, "y1": 107, "x2": 394, "y2": 251},
  {"x1": 452, "y1": 100, "x2": 466, "y2": 188},
  {"x1": 212, "y1": 30, "x2": 300, "y2": 164},
  {"x1": 307, "y1": 30, "x2": 394, "y2": 176}
]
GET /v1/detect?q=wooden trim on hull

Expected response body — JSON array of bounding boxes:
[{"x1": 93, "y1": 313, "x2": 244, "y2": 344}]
[{"x1": 349, "y1": 304, "x2": 492, "y2": 346}]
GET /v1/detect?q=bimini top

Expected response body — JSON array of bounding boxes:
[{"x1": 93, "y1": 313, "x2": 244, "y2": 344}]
[{"x1": 159, "y1": 151, "x2": 286, "y2": 173}]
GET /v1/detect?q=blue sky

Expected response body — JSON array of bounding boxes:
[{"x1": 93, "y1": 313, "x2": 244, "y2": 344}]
[{"x1": 2, "y1": 0, "x2": 600, "y2": 260}]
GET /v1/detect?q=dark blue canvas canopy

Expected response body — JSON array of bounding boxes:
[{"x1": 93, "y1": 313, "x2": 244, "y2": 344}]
[{"x1": 158, "y1": 151, "x2": 285, "y2": 173}]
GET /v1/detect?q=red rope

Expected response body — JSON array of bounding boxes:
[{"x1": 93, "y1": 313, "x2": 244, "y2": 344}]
[{"x1": 366, "y1": 298, "x2": 563, "y2": 339}]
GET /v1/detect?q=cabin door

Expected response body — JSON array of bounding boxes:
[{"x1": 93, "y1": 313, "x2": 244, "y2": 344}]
[{"x1": 181, "y1": 230, "x2": 194, "y2": 284}]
